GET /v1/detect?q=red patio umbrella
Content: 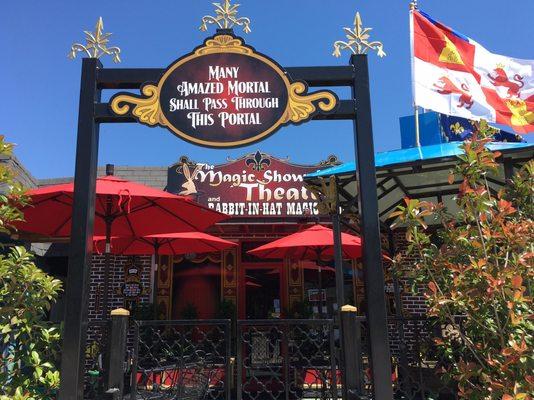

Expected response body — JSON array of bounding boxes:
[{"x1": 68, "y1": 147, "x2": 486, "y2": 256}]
[
  {"x1": 248, "y1": 224, "x2": 369, "y2": 315},
  {"x1": 94, "y1": 232, "x2": 237, "y2": 304},
  {"x1": 94, "y1": 232, "x2": 237, "y2": 256},
  {"x1": 17, "y1": 173, "x2": 228, "y2": 318},
  {"x1": 18, "y1": 175, "x2": 226, "y2": 237},
  {"x1": 247, "y1": 224, "x2": 363, "y2": 260}
]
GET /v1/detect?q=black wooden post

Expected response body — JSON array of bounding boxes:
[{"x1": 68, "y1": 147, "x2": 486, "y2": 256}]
[
  {"x1": 104, "y1": 308, "x2": 130, "y2": 397},
  {"x1": 59, "y1": 57, "x2": 102, "y2": 400},
  {"x1": 331, "y1": 209, "x2": 345, "y2": 309},
  {"x1": 350, "y1": 54, "x2": 394, "y2": 400},
  {"x1": 340, "y1": 305, "x2": 363, "y2": 400}
]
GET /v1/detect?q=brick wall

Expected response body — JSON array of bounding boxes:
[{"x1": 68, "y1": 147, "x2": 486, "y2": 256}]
[
  {"x1": 87, "y1": 254, "x2": 153, "y2": 321},
  {"x1": 85, "y1": 254, "x2": 153, "y2": 381},
  {"x1": 391, "y1": 229, "x2": 428, "y2": 316}
]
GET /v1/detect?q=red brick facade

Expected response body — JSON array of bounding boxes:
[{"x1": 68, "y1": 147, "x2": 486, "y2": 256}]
[
  {"x1": 88, "y1": 254, "x2": 152, "y2": 321},
  {"x1": 84, "y1": 228, "x2": 428, "y2": 323},
  {"x1": 391, "y1": 229, "x2": 428, "y2": 316}
]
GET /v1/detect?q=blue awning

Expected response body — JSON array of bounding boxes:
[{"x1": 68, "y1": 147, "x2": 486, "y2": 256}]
[{"x1": 306, "y1": 142, "x2": 534, "y2": 178}]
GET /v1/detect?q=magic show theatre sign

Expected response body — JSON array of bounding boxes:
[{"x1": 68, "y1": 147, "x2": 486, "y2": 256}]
[
  {"x1": 167, "y1": 152, "x2": 340, "y2": 218},
  {"x1": 60, "y1": 9, "x2": 394, "y2": 400}
]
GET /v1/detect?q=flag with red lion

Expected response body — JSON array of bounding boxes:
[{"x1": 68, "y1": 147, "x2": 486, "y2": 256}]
[{"x1": 411, "y1": 9, "x2": 534, "y2": 133}]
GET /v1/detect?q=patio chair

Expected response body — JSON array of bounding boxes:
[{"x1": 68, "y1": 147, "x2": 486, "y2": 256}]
[{"x1": 137, "y1": 350, "x2": 215, "y2": 400}]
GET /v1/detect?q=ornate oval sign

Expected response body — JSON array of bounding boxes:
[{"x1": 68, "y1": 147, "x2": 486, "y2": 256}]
[
  {"x1": 158, "y1": 47, "x2": 290, "y2": 146},
  {"x1": 111, "y1": 34, "x2": 338, "y2": 148}
]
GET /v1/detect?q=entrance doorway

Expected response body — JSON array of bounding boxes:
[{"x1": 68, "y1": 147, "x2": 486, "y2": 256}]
[
  {"x1": 239, "y1": 240, "x2": 284, "y2": 319},
  {"x1": 240, "y1": 260, "x2": 284, "y2": 319},
  {"x1": 245, "y1": 268, "x2": 280, "y2": 319}
]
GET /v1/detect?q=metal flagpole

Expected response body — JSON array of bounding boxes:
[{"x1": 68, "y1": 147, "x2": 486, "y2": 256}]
[
  {"x1": 414, "y1": 106, "x2": 421, "y2": 147},
  {"x1": 410, "y1": 0, "x2": 421, "y2": 147}
]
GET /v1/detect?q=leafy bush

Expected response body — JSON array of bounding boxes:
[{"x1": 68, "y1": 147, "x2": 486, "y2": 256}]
[
  {"x1": 0, "y1": 136, "x2": 62, "y2": 399},
  {"x1": 215, "y1": 298, "x2": 236, "y2": 321},
  {"x1": 180, "y1": 302, "x2": 198, "y2": 320},
  {"x1": 289, "y1": 299, "x2": 313, "y2": 319},
  {"x1": 390, "y1": 122, "x2": 533, "y2": 400},
  {"x1": 131, "y1": 302, "x2": 156, "y2": 320}
]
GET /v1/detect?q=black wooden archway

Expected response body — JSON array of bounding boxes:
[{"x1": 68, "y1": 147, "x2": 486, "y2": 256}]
[{"x1": 58, "y1": 33, "x2": 393, "y2": 400}]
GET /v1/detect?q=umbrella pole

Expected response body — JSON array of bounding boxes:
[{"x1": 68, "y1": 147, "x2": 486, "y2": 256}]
[
  {"x1": 315, "y1": 249, "x2": 325, "y2": 318},
  {"x1": 332, "y1": 212, "x2": 345, "y2": 309},
  {"x1": 102, "y1": 189, "x2": 113, "y2": 320},
  {"x1": 152, "y1": 243, "x2": 159, "y2": 317},
  {"x1": 317, "y1": 263, "x2": 323, "y2": 317},
  {"x1": 102, "y1": 216, "x2": 112, "y2": 319}
]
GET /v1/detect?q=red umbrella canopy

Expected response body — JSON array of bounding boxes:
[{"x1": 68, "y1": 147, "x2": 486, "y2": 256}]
[
  {"x1": 17, "y1": 175, "x2": 227, "y2": 237},
  {"x1": 93, "y1": 232, "x2": 236, "y2": 256},
  {"x1": 247, "y1": 224, "x2": 363, "y2": 260}
]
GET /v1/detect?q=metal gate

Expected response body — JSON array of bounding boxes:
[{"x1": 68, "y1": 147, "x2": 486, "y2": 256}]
[
  {"x1": 87, "y1": 315, "x2": 465, "y2": 400},
  {"x1": 126, "y1": 319, "x2": 339, "y2": 400},
  {"x1": 237, "y1": 319, "x2": 339, "y2": 400},
  {"x1": 129, "y1": 320, "x2": 231, "y2": 400}
]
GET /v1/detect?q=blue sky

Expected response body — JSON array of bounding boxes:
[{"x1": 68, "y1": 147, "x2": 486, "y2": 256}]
[{"x1": 2, "y1": 0, "x2": 533, "y2": 179}]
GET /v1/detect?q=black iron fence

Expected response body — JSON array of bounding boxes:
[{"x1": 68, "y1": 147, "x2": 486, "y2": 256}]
[
  {"x1": 82, "y1": 315, "x2": 465, "y2": 400},
  {"x1": 129, "y1": 319, "x2": 231, "y2": 400},
  {"x1": 350, "y1": 316, "x2": 462, "y2": 400},
  {"x1": 237, "y1": 319, "x2": 339, "y2": 400}
]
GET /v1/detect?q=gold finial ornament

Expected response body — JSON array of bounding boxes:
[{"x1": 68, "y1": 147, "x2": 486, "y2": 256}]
[
  {"x1": 200, "y1": 0, "x2": 251, "y2": 34},
  {"x1": 68, "y1": 17, "x2": 121, "y2": 63},
  {"x1": 304, "y1": 176, "x2": 338, "y2": 215},
  {"x1": 333, "y1": 12, "x2": 386, "y2": 58},
  {"x1": 409, "y1": 0, "x2": 418, "y2": 11}
]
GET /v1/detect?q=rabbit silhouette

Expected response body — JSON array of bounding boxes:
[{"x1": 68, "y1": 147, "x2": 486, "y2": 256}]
[{"x1": 179, "y1": 163, "x2": 203, "y2": 195}]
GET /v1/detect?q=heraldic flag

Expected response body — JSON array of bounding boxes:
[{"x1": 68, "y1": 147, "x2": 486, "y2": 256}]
[{"x1": 411, "y1": 9, "x2": 534, "y2": 133}]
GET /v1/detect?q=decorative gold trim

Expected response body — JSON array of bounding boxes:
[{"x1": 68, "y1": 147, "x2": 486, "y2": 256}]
[
  {"x1": 333, "y1": 12, "x2": 386, "y2": 58},
  {"x1": 110, "y1": 33, "x2": 338, "y2": 148},
  {"x1": 68, "y1": 17, "x2": 121, "y2": 63},
  {"x1": 200, "y1": 0, "x2": 251, "y2": 34},
  {"x1": 111, "y1": 85, "x2": 164, "y2": 126},
  {"x1": 283, "y1": 82, "x2": 337, "y2": 124},
  {"x1": 196, "y1": 34, "x2": 252, "y2": 55}
]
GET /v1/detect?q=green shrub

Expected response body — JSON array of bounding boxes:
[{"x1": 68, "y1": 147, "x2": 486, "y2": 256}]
[
  {"x1": 180, "y1": 302, "x2": 198, "y2": 320},
  {"x1": 390, "y1": 122, "x2": 533, "y2": 399},
  {"x1": 0, "y1": 136, "x2": 62, "y2": 399}
]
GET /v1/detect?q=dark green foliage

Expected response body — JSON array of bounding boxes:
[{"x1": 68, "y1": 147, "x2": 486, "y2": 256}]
[{"x1": 0, "y1": 136, "x2": 62, "y2": 400}]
